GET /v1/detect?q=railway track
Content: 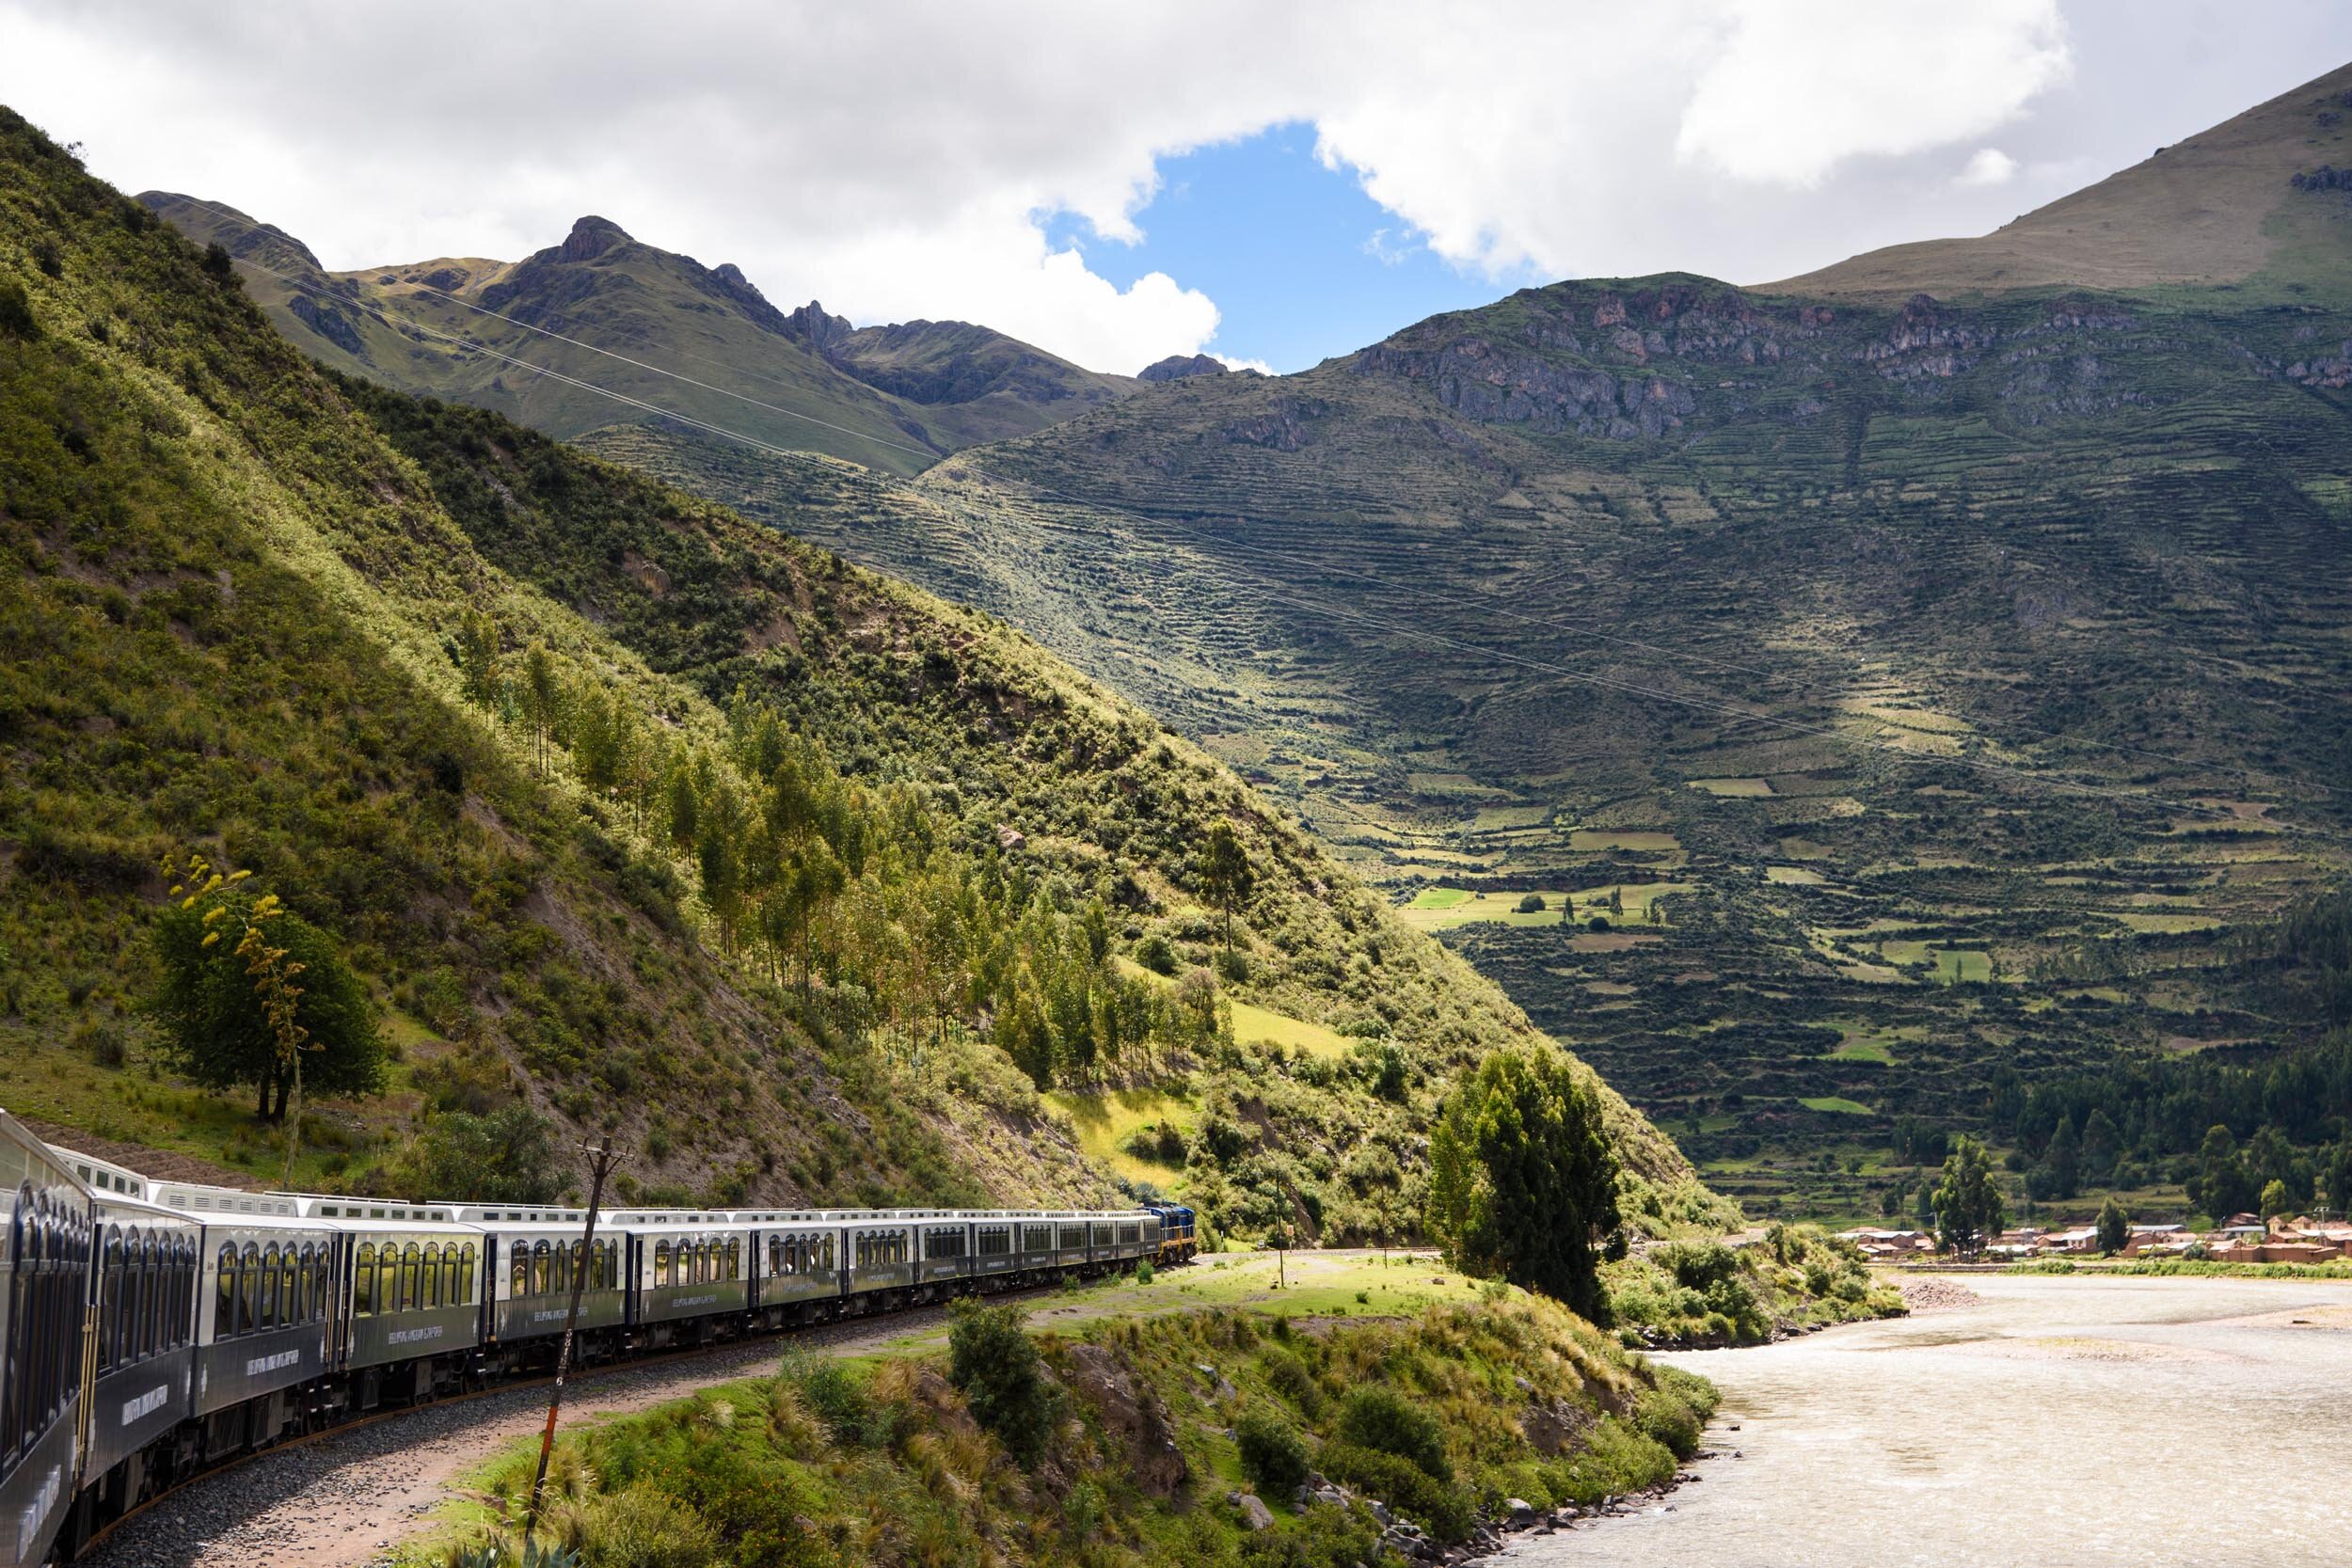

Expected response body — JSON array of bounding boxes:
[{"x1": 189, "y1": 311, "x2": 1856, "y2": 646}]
[{"x1": 77, "y1": 1302, "x2": 980, "y2": 1568}]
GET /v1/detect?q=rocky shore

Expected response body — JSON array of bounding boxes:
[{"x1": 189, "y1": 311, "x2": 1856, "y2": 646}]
[{"x1": 1225, "y1": 1429, "x2": 1742, "y2": 1565}]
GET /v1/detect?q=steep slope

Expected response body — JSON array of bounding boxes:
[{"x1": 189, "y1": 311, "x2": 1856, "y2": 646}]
[
  {"x1": 1771, "y1": 60, "x2": 2352, "y2": 299},
  {"x1": 3, "y1": 110, "x2": 1708, "y2": 1236},
  {"x1": 779, "y1": 299, "x2": 1136, "y2": 448},
  {"x1": 140, "y1": 196, "x2": 1132, "y2": 475},
  {"x1": 564, "y1": 71, "x2": 2352, "y2": 1219}
]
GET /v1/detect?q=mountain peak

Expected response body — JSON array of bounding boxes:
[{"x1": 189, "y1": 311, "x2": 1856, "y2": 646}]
[
  {"x1": 785, "y1": 298, "x2": 854, "y2": 354},
  {"x1": 558, "y1": 214, "x2": 632, "y2": 262},
  {"x1": 1138, "y1": 353, "x2": 1233, "y2": 383}
]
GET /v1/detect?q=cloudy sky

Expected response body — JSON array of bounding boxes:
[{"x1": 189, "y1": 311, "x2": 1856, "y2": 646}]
[{"x1": 6, "y1": 1, "x2": 2351, "y2": 373}]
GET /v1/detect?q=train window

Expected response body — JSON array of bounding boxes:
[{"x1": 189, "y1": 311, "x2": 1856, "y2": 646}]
[
  {"x1": 101, "y1": 1227, "x2": 124, "y2": 1369},
  {"x1": 421, "y1": 1243, "x2": 441, "y2": 1309},
  {"x1": 3, "y1": 1185, "x2": 92, "y2": 1464},
  {"x1": 1023, "y1": 1224, "x2": 1050, "y2": 1254},
  {"x1": 260, "y1": 1243, "x2": 280, "y2": 1330},
  {"x1": 726, "y1": 1238, "x2": 740, "y2": 1281},
  {"x1": 401, "y1": 1243, "x2": 421, "y2": 1313},
  {"x1": 654, "y1": 1238, "x2": 672, "y2": 1287},
  {"x1": 279, "y1": 1243, "x2": 298, "y2": 1324},
  {"x1": 510, "y1": 1243, "x2": 528, "y2": 1299},
  {"x1": 355, "y1": 1242, "x2": 376, "y2": 1316},
  {"x1": 144, "y1": 1232, "x2": 160, "y2": 1355},
  {"x1": 1058, "y1": 1223, "x2": 1085, "y2": 1250},
  {"x1": 460, "y1": 1243, "x2": 478, "y2": 1304},
  {"x1": 378, "y1": 1243, "x2": 398, "y2": 1316},
  {"x1": 532, "y1": 1239, "x2": 551, "y2": 1297},
  {"x1": 238, "y1": 1242, "x2": 261, "y2": 1335},
  {"x1": 980, "y1": 1227, "x2": 1011, "y2": 1256},
  {"x1": 1120, "y1": 1223, "x2": 1141, "y2": 1245},
  {"x1": 767, "y1": 1236, "x2": 782, "y2": 1275}
]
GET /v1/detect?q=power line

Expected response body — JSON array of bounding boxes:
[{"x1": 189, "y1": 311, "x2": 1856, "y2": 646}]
[{"x1": 189, "y1": 217, "x2": 2350, "y2": 844}]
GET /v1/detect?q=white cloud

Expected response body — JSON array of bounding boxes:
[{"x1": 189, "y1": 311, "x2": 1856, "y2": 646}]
[
  {"x1": 1212, "y1": 355, "x2": 1277, "y2": 376},
  {"x1": 1958, "y1": 148, "x2": 2022, "y2": 187},
  {"x1": 0, "y1": 0, "x2": 2088, "y2": 370},
  {"x1": 1675, "y1": 1, "x2": 2072, "y2": 186}
]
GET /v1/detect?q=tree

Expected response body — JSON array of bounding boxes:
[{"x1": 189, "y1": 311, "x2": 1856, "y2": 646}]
[
  {"x1": 2080, "y1": 1107, "x2": 2121, "y2": 1183},
  {"x1": 2323, "y1": 1142, "x2": 2352, "y2": 1222},
  {"x1": 1515, "y1": 893, "x2": 1546, "y2": 914},
  {"x1": 150, "y1": 857, "x2": 383, "y2": 1120},
  {"x1": 1198, "y1": 823, "x2": 1253, "y2": 952},
  {"x1": 1931, "y1": 1136, "x2": 2007, "y2": 1257},
  {"x1": 520, "y1": 641, "x2": 561, "y2": 775},
  {"x1": 2095, "y1": 1195, "x2": 2130, "y2": 1256},
  {"x1": 457, "y1": 609, "x2": 501, "y2": 707},
  {"x1": 2043, "y1": 1116, "x2": 2081, "y2": 1199},
  {"x1": 946, "y1": 1299, "x2": 1059, "y2": 1465},
  {"x1": 393, "y1": 1107, "x2": 562, "y2": 1203},
  {"x1": 1424, "y1": 1040, "x2": 1621, "y2": 1318},
  {"x1": 2260, "y1": 1179, "x2": 2294, "y2": 1222},
  {"x1": 2187, "y1": 1124, "x2": 2255, "y2": 1221}
]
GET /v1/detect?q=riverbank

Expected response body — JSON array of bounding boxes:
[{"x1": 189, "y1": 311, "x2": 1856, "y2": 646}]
[
  {"x1": 1483, "y1": 1273, "x2": 2352, "y2": 1567},
  {"x1": 407, "y1": 1252, "x2": 1719, "y2": 1568}
]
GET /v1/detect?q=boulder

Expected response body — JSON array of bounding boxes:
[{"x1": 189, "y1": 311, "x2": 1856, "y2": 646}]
[{"x1": 1237, "y1": 1494, "x2": 1275, "y2": 1530}]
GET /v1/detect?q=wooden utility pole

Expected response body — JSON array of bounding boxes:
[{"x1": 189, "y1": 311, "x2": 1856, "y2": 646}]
[{"x1": 523, "y1": 1135, "x2": 619, "y2": 1552}]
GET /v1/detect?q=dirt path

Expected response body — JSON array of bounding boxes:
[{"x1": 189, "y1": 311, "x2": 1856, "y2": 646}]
[{"x1": 82, "y1": 1311, "x2": 950, "y2": 1568}]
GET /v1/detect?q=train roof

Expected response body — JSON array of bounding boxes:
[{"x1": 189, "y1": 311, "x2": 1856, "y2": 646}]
[{"x1": 50, "y1": 1142, "x2": 154, "y2": 1201}]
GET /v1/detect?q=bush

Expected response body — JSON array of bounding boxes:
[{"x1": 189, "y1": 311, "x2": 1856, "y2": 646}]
[
  {"x1": 390, "y1": 1106, "x2": 561, "y2": 1203},
  {"x1": 946, "y1": 1299, "x2": 1060, "y2": 1465},
  {"x1": 1136, "y1": 934, "x2": 1179, "y2": 975},
  {"x1": 568, "y1": 1488, "x2": 716, "y2": 1568},
  {"x1": 1260, "y1": 1345, "x2": 1323, "y2": 1416},
  {"x1": 0, "y1": 279, "x2": 36, "y2": 341},
  {"x1": 1318, "y1": 1442, "x2": 1475, "y2": 1542},
  {"x1": 1332, "y1": 1386, "x2": 1449, "y2": 1481},
  {"x1": 784, "y1": 1356, "x2": 890, "y2": 1449},
  {"x1": 1515, "y1": 893, "x2": 1546, "y2": 913},
  {"x1": 1235, "y1": 1407, "x2": 1311, "y2": 1494},
  {"x1": 1633, "y1": 1365, "x2": 1718, "y2": 1461}
]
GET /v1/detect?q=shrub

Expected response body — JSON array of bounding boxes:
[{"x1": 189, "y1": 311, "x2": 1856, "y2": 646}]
[
  {"x1": 1235, "y1": 1407, "x2": 1311, "y2": 1494},
  {"x1": 782, "y1": 1356, "x2": 890, "y2": 1448},
  {"x1": 0, "y1": 279, "x2": 36, "y2": 341},
  {"x1": 1260, "y1": 1345, "x2": 1323, "y2": 1416},
  {"x1": 1136, "y1": 933, "x2": 1179, "y2": 975},
  {"x1": 569, "y1": 1488, "x2": 716, "y2": 1568},
  {"x1": 1318, "y1": 1442, "x2": 1475, "y2": 1542},
  {"x1": 946, "y1": 1299, "x2": 1060, "y2": 1465},
  {"x1": 1332, "y1": 1386, "x2": 1449, "y2": 1481},
  {"x1": 1515, "y1": 893, "x2": 1546, "y2": 913},
  {"x1": 389, "y1": 1106, "x2": 561, "y2": 1203}
]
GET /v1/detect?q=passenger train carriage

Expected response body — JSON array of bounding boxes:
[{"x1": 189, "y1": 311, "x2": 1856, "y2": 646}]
[{"x1": 0, "y1": 1111, "x2": 1189, "y2": 1565}]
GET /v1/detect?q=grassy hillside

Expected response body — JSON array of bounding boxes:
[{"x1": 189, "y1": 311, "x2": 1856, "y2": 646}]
[
  {"x1": 527, "y1": 73, "x2": 2352, "y2": 1221},
  {"x1": 1772, "y1": 60, "x2": 2352, "y2": 299},
  {"x1": 0, "y1": 109, "x2": 1707, "y2": 1235},
  {"x1": 141, "y1": 196, "x2": 1132, "y2": 476}
]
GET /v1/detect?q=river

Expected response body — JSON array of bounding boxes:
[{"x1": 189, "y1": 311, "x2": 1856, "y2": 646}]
[{"x1": 1500, "y1": 1273, "x2": 2352, "y2": 1567}]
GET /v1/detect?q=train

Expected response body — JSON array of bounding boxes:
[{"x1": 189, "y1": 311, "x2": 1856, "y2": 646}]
[{"x1": 0, "y1": 1110, "x2": 1197, "y2": 1566}]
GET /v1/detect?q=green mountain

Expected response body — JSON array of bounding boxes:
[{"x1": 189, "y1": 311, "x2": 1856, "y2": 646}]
[
  {"x1": 139, "y1": 195, "x2": 1136, "y2": 476},
  {"x1": 2, "y1": 108, "x2": 1708, "y2": 1236},
  {"x1": 565, "y1": 67, "x2": 2352, "y2": 1221}
]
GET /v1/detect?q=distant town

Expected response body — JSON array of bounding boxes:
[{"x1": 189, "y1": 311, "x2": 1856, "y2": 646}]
[{"x1": 1841, "y1": 1214, "x2": 2352, "y2": 1264}]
